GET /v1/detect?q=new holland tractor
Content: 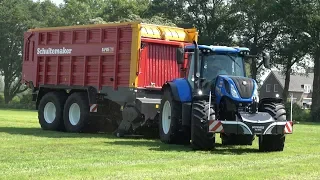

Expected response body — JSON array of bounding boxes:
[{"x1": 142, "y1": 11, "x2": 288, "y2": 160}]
[{"x1": 159, "y1": 41, "x2": 293, "y2": 151}]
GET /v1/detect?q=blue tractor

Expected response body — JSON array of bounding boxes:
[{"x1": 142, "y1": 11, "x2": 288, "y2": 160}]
[{"x1": 159, "y1": 41, "x2": 293, "y2": 151}]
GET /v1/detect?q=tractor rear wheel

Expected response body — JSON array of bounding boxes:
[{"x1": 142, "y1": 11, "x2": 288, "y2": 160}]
[
  {"x1": 258, "y1": 102, "x2": 286, "y2": 151},
  {"x1": 191, "y1": 101, "x2": 215, "y2": 150},
  {"x1": 259, "y1": 134, "x2": 285, "y2": 152},
  {"x1": 159, "y1": 89, "x2": 190, "y2": 144}
]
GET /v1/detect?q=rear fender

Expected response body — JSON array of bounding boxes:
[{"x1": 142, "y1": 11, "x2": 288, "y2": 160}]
[
  {"x1": 162, "y1": 78, "x2": 192, "y2": 127},
  {"x1": 161, "y1": 78, "x2": 192, "y2": 103},
  {"x1": 162, "y1": 82, "x2": 180, "y2": 101}
]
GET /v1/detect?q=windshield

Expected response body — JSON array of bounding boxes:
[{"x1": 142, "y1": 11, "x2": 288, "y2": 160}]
[{"x1": 188, "y1": 53, "x2": 245, "y2": 87}]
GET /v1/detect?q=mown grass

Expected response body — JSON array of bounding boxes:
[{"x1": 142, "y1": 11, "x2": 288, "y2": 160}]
[{"x1": 0, "y1": 109, "x2": 320, "y2": 180}]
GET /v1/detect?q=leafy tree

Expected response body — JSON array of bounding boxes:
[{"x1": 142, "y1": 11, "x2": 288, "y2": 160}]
[
  {"x1": 308, "y1": 0, "x2": 320, "y2": 121},
  {"x1": 146, "y1": 0, "x2": 185, "y2": 23},
  {"x1": 146, "y1": 0, "x2": 239, "y2": 45},
  {"x1": 0, "y1": 0, "x2": 34, "y2": 103},
  {"x1": 61, "y1": 0, "x2": 105, "y2": 25},
  {"x1": 101, "y1": 0, "x2": 150, "y2": 22},
  {"x1": 182, "y1": 0, "x2": 238, "y2": 45},
  {"x1": 0, "y1": 0, "x2": 64, "y2": 104},
  {"x1": 89, "y1": 14, "x2": 177, "y2": 26},
  {"x1": 230, "y1": 0, "x2": 281, "y2": 81},
  {"x1": 272, "y1": 0, "x2": 312, "y2": 101},
  {"x1": 61, "y1": 0, "x2": 151, "y2": 25},
  {"x1": 31, "y1": 0, "x2": 66, "y2": 27}
]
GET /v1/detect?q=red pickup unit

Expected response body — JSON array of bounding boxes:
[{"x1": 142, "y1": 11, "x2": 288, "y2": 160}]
[{"x1": 22, "y1": 22, "x2": 198, "y2": 134}]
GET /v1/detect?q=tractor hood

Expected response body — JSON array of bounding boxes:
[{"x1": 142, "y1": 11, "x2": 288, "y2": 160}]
[
  {"x1": 215, "y1": 75, "x2": 259, "y2": 103},
  {"x1": 227, "y1": 76, "x2": 254, "y2": 99}
]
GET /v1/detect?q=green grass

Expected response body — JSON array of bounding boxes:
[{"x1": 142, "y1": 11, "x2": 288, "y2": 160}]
[{"x1": 0, "y1": 109, "x2": 320, "y2": 180}]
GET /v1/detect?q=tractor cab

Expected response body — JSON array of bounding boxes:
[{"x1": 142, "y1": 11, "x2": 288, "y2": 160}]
[
  {"x1": 176, "y1": 44, "x2": 270, "y2": 101},
  {"x1": 180, "y1": 45, "x2": 251, "y2": 93}
]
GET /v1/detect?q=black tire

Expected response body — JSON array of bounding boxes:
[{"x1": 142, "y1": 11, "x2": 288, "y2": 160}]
[
  {"x1": 258, "y1": 102, "x2": 286, "y2": 151},
  {"x1": 38, "y1": 91, "x2": 67, "y2": 131},
  {"x1": 191, "y1": 101, "x2": 215, "y2": 150},
  {"x1": 159, "y1": 89, "x2": 190, "y2": 144},
  {"x1": 63, "y1": 92, "x2": 90, "y2": 133},
  {"x1": 260, "y1": 102, "x2": 286, "y2": 121},
  {"x1": 259, "y1": 135, "x2": 285, "y2": 152},
  {"x1": 221, "y1": 134, "x2": 254, "y2": 145}
]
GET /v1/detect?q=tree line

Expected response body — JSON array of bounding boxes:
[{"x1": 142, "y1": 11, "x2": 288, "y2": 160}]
[{"x1": 0, "y1": 0, "x2": 319, "y2": 121}]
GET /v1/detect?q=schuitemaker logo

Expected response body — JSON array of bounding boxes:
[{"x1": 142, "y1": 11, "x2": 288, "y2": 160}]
[{"x1": 37, "y1": 47, "x2": 72, "y2": 55}]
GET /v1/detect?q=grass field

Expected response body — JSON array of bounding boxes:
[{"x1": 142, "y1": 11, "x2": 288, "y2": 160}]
[{"x1": 0, "y1": 109, "x2": 320, "y2": 180}]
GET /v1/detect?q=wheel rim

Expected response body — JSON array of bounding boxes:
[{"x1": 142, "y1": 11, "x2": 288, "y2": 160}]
[
  {"x1": 69, "y1": 103, "x2": 81, "y2": 126},
  {"x1": 162, "y1": 101, "x2": 171, "y2": 134},
  {"x1": 44, "y1": 102, "x2": 56, "y2": 124}
]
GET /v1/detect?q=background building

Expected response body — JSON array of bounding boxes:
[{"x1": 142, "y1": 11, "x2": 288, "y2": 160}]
[{"x1": 259, "y1": 71, "x2": 313, "y2": 109}]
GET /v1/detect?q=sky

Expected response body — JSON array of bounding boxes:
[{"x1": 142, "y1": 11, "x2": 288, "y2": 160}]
[
  {"x1": 33, "y1": 0, "x2": 64, "y2": 5},
  {"x1": 52, "y1": 0, "x2": 64, "y2": 4}
]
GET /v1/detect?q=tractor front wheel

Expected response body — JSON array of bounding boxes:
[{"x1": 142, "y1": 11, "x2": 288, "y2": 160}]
[
  {"x1": 258, "y1": 102, "x2": 286, "y2": 151},
  {"x1": 191, "y1": 101, "x2": 215, "y2": 150},
  {"x1": 221, "y1": 134, "x2": 254, "y2": 145}
]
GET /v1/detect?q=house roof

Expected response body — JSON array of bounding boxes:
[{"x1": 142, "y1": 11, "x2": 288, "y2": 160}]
[{"x1": 270, "y1": 71, "x2": 314, "y2": 92}]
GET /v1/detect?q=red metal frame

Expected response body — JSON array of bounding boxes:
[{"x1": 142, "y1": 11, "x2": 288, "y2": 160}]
[
  {"x1": 22, "y1": 24, "x2": 195, "y2": 92},
  {"x1": 137, "y1": 41, "x2": 182, "y2": 88},
  {"x1": 22, "y1": 25, "x2": 133, "y2": 89},
  {"x1": 56, "y1": 56, "x2": 60, "y2": 84},
  {"x1": 83, "y1": 56, "x2": 87, "y2": 86},
  {"x1": 113, "y1": 27, "x2": 120, "y2": 90}
]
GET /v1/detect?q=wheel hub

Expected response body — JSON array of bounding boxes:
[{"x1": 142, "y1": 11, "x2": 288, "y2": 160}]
[
  {"x1": 69, "y1": 103, "x2": 81, "y2": 125},
  {"x1": 162, "y1": 101, "x2": 171, "y2": 134},
  {"x1": 44, "y1": 102, "x2": 56, "y2": 123}
]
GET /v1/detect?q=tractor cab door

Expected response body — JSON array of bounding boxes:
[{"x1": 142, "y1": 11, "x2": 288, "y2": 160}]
[{"x1": 186, "y1": 52, "x2": 199, "y2": 90}]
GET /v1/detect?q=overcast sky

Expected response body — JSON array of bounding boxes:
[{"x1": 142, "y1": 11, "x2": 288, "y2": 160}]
[
  {"x1": 52, "y1": 0, "x2": 64, "y2": 4},
  {"x1": 33, "y1": 0, "x2": 64, "y2": 5}
]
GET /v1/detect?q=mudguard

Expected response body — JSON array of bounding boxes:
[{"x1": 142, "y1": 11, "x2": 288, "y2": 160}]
[
  {"x1": 258, "y1": 97, "x2": 283, "y2": 110},
  {"x1": 259, "y1": 97, "x2": 283, "y2": 104},
  {"x1": 162, "y1": 78, "x2": 192, "y2": 103}
]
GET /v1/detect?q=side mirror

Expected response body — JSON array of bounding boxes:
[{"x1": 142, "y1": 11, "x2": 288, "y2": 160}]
[
  {"x1": 262, "y1": 52, "x2": 271, "y2": 69},
  {"x1": 176, "y1": 47, "x2": 185, "y2": 64}
]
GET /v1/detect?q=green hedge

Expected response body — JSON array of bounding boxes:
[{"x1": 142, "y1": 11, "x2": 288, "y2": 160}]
[
  {"x1": 285, "y1": 102, "x2": 311, "y2": 122},
  {"x1": 0, "y1": 94, "x2": 35, "y2": 110}
]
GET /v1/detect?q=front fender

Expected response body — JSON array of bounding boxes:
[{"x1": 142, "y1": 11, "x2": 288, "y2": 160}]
[
  {"x1": 259, "y1": 97, "x2": 283, "y2": 104},
  {"x1": 258, "y1": 97, "x2": 283, "y2": 111}
]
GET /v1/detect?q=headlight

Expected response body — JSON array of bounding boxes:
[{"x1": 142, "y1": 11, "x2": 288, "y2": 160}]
[{"x1": 230, "y1": 84, "x2": 240, "y2": 98}]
